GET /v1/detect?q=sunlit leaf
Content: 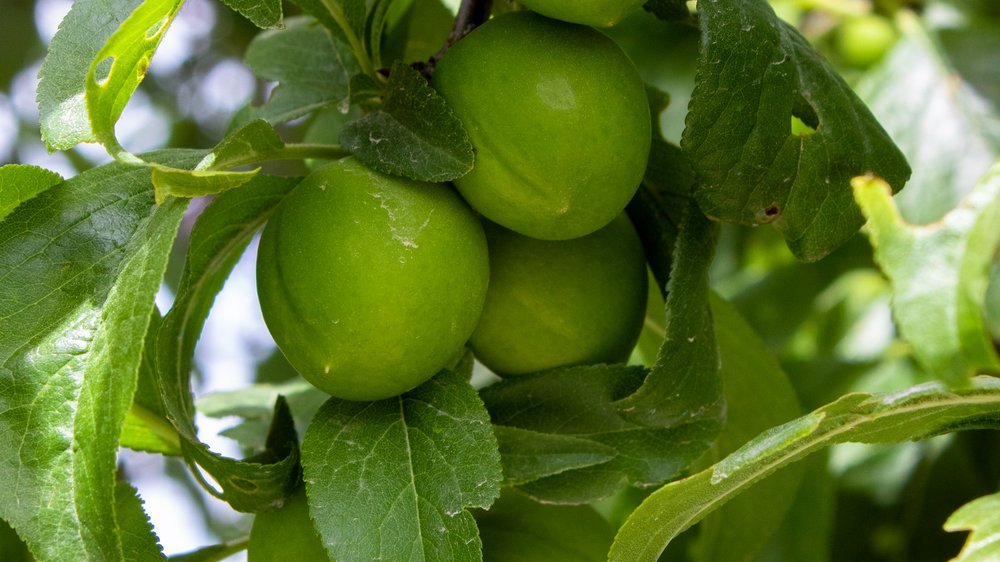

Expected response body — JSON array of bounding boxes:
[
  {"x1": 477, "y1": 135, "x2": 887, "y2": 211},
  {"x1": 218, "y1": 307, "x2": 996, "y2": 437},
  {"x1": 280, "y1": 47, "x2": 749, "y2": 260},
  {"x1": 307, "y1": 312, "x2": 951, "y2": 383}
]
[
  {"x1": 852, "y1": 164, "x2": 1000, "y2": 387},
  {"x1": 37, "y1": 0, "x2": 142, "y2": 150},
  {"x1": 945, "y1": 491, "x2": 1000, "y2": 562},
  {"x1": 85, "y1": 0, "x2": 184, "y2": 157},
  {"x1": 0, "y1": 150, "x2": 197, "y2": 560},
  {"x1": 610, "y1": 376, "x2": 1000, "y2": 561},
  {"x1": 0, "y1": 165, "x2": 63, "y2": 222}
]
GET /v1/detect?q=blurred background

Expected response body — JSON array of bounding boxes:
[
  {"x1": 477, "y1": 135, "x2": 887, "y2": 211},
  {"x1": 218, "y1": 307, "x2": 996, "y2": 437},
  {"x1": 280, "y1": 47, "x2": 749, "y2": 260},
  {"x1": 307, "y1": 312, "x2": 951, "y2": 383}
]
[{"x1": 0, "y1": 0, "x2": 998, "y2": 560}]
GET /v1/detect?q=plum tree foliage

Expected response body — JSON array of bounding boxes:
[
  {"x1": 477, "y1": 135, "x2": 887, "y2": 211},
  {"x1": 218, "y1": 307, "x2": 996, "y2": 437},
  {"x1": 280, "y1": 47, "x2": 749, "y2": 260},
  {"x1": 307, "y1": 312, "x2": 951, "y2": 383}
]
[{"x1": 0, "y1": 0, "x2": 997, "y2": 561}]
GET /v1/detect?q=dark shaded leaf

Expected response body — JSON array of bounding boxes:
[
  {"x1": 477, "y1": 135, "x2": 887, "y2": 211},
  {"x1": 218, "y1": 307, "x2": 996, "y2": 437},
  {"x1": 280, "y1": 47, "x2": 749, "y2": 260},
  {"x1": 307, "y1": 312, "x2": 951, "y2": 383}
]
[
  {"x1": 341, "y1": 62, "x2": 474, "y2": 182},
  {"x1": 683, "y1": 0, "x2": 911, "y2": 261}
]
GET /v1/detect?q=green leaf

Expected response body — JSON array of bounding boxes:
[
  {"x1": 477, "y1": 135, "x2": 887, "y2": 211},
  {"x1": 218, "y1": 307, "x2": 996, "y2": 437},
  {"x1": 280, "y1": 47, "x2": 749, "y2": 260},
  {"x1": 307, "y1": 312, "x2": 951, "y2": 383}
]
[
  {"x1": 244, "y1": 16, "x2": 358, "y2": 124},
  {"x1": 615, "y1": 201, "x2": 724, "y2": 429},
  {"x1": 301, "y1": 370, "x2": 502, "y2": 562},
  {"x1": 152, "y1": 120, "x2": 288, "y2": 203},
  {"x1": 482, "y1": 364, "x2": 716, "y2": 504},
  {"x1": 196, "y1": 379, "x2": 328, "y2": 452},
  {"x1": 476, "y1": 492, "x2": 615, "y2": 562},
  {"x1": 85, "y1": 0, "x2": 184, "y2": 156},
  {"x1": 492, "y1": 425, "x2": 616, "y2": 486},
  {"x1": 643, "y1": 0, "x2": 691, "y2": 22},
  {"x1": 202, "y1": 119, "x2": 286, "y2": 170},
  {"x1": 169, "y1": 539, "x2": 250, "y2": 562},
  {"x1": 287, "y1": 0, "x2": 343, "y2": 37},
  {"x1": 156, "y1": 175, "x2": 303, "y2": 512},
  {"x1": 692, "y1": 296, "x2": 804, "y2": 562},
  {"x1": 340, "y1": 61, "x2": 474, "y2": 182},
  {"x1": 626, "y1": 139, "x2": 694, "y2": 288},
  {"x1": 683, "y1": 0, "x2": 912, "y2": 261},
  {"x1": 855, "y1": 11, "x2": 1000, "y2": 225},
  {"x1": 0, "y1": 151, "x2": 197, "y2": 560},
  {"x1": 945, "y1": 491, "x2": 1000, "y2": 562},
  {"x1": 852, "y1": 165, "x2": 1000, "y2": 387},
  {"x1": 37, "y1": 0, "x2": 143, "y2": 150},
  {"x1": 382, "y1": 0, "x2": 454, "y2": 64},
  {"x1": 0, "y1": 165, "x2": 63, "y2": 222},
  {"x1": 609, "y1": 376, "x2": 1000, "y2": 561},
  {"x1": 216, "y1": 0, "x2": 282, "y2": 28},
  {"x1": 0, "y1": 517, "x2": 32, "y2": 562},
  {"x1": 115, "y1": 482, "x2": 164, "y2": 561},
  {"x1": 151, "y1": 168, "x2": 259, "y2": 204}
]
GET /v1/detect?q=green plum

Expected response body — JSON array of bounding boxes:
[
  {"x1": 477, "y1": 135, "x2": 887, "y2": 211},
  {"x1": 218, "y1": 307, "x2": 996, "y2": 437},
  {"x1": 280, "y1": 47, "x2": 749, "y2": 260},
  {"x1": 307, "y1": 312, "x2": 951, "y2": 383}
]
[
  {"x1": 835, "y1": 14, "x2": 898, "y2": 69},
  {"x1": 519, "y1": 0, "x2": 647, "y2": 27},
  {"x1": 248, "y1": 489, "x2": 329, "y2": 561},
  {"x1": 469, "y1": 215, "x2": 648, "y2": 375},
  {"x1": 256, "y1": 158, "x2": 489, "y2": 401},
  {"x1": 433, "y1": 11, "x2": 651, "y2": 241}
]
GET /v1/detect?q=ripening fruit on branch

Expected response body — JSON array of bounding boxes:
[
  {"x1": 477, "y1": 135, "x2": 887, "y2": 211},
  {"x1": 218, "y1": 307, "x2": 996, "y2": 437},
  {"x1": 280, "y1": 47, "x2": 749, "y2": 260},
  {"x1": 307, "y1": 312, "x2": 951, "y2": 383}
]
[
  {"x1": 256, "y1": 158, "x2": 489, "y2": 401},
  {"x1": 469, "y1": 215, "x2": 648, "y2": 375},
  {"x1": 518, "y1": 0, "x2": 647, "y2": 27},
  {"x1": 248, "y1": 489, "x2": 330, "y2": 561},
  {"x1": 433, "y1": 11, "x2": 651, "y2": 241}
]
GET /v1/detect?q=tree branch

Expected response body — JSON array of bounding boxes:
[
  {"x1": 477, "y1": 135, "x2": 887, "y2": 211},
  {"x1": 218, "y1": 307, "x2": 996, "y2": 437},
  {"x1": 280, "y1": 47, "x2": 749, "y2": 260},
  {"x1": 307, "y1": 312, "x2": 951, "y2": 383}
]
[{"x1": 419, "y1": 0, "x2": 494, "y2": 78}]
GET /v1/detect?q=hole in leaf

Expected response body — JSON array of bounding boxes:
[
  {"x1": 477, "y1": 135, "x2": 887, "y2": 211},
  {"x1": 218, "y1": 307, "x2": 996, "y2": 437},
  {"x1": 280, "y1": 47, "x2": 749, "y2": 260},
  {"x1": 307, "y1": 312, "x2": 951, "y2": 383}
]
[
  {"x1": 145, "y1": 15, "x2": 170, "y2": 40},
  {"x1": 756, "y1": 204, "x2": 781, "y2": 223},
  {"x1": 93, "y1": 56, "x2": 114, "y2": 87},
  {"x1": 791, "y1": 92, "x2": 819, "y2": 136},
  {"x1": 791, "y1": 115, "x2": 817, "y2": 136},
  {"x1": 229, "y1": 476, "x2": 259, "y2": 493},
  {"x1": 137, "y1": 55, "x2": 151, "y2": 80}
]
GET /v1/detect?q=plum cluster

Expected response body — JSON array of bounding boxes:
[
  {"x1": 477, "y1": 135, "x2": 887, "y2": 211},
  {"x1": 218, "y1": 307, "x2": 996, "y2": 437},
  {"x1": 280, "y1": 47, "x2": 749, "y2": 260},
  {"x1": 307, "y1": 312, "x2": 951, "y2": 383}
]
[{"x1": 256, "y1": 8, "x2": 653, "y2": 401}]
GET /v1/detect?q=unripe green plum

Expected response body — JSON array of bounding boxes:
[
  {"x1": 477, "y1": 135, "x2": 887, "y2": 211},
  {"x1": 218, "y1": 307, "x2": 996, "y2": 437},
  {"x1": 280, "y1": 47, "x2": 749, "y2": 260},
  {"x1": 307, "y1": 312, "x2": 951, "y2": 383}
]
[
  {"x1": 469, "y1": 215, "x2": 647, "y2": 375},
  {"x1": 248, "y1": 489, "x2": 329, "y2": 561},
  {"x1": 433, "y1": 12, "x2": 651, "y2": 241},
  {"x1": 256, "y1": 158, "x2": 489, "y2": 401},
  {"x1": 835, "y1": 14, "x2": 897, "y2": 68},
  {"x1": 519, "y1": 0, "x2": 646, "y2": 27}
]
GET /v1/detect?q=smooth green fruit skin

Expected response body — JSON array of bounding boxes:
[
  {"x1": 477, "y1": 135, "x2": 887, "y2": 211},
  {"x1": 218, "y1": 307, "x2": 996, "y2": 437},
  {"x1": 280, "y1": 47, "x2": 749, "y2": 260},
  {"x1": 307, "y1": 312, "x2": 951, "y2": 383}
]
[
  {"x1": 248, "y1": 489, "x2": 330, "y2": 561},
  {"x1": 836, "y1": 15, "x2": 897, "y2": 68},
  {"x1": 257, "y1": 158, "x2": 489, "y2": 401},
  {"x1": 470, "y1": 215, "x2": 647, "y2": 375},
  {"x1": 433, "y1": 12, "x2": 651, "y2": 241},
  {"x1": 477, "y1": 492, "x2": 615, "y2": 562},
  {"x1": 519, "y1": 0, "x2": 646, "y2": 27}
]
